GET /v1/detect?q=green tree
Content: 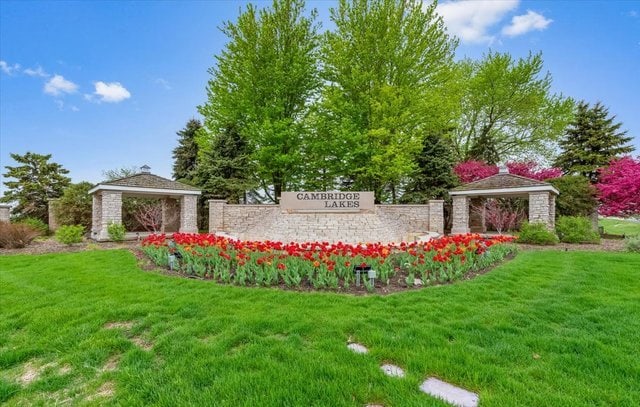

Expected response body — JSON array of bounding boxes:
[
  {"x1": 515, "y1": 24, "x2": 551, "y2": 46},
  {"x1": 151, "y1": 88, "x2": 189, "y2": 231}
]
[
  {"x1": 554, "y1": 101, "x2": 634, "y2": 183},
  {"x1": 451, "y1": 52, "x2": 574, "y2": 163},
  {"x1": 319, "y1": 0, "x2": 457, "y2": 202},
  {"x1": 172, "y1": 119, "x2": 202, "y2": 181},
  {"x1": 548, "y1": 176, "x2": 598, "y2": 218},
  {"x1": 102, "y1": 166, "x2": 139, "y2": 181},
  {"x1": 53, "y1": 182, "x2": 93, "y2": 231},
  {"x1": 401, "y1": 131, "x2": 459, "y2": 203},
  {"x1": 1, "y1": 152, "x2": 70, "y2": 222},
  {"x1": 195, "y1": 123, "x2": 254, "y2": 204},
  {"x1": 199, "y1": 0, "x2": 320, "y2": 202}
]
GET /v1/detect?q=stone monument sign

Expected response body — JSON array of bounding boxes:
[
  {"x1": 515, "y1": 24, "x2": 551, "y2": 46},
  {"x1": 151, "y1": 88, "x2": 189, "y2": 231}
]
[{"x1": 280, "y1": 191, "x2": 375, "y2": 212}]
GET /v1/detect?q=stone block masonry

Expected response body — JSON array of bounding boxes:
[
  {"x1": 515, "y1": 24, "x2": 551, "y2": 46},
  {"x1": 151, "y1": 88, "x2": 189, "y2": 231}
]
[
  {"x1": 209, "y1": 200, "x2": 443, "y2": 244},
  {"x1": 529, "y1": 192, "x2": 552, "y2": 229},
  {"x1": 96, "y1": 191, "x2": 122, "y2": 241},
  {"x1": 0, "y1": 204, "x2": 11, "y2": 222}
]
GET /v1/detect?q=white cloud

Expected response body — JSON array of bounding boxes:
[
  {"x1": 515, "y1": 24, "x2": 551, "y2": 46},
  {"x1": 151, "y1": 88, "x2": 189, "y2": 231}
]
[
  {"x1": 154, "y1": 78, "x2": 171, "y2": 90},
  {"x1": 44, "y1": 74, "x2": 79, "y2": 96},
  {"x1": 70, "y1": 105, "x2": 80, "y2": 112},
  {"x1": 0, "y1": 60, "x2": 21, "y2": 75},
  {"x1": 92, "y1": 81, "x2": 131, "y2": 103},
  {"x1": 436, "y1": 0, "x2": 518, "y2": 44},
  {"x1": 502, "y1": 10, "x2": 552, "y2": 37},
  {"x1": 24, "y1": 66, "x2": 49, "y2": 77},
  {"x1": 629, "y1": 10, "x2": 638, "y2": 18}
]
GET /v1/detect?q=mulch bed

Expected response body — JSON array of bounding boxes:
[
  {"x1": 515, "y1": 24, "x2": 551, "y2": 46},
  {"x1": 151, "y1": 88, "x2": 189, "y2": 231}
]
[{"x1": 0, "y1": 238, "x2": 141, "y2": 256}]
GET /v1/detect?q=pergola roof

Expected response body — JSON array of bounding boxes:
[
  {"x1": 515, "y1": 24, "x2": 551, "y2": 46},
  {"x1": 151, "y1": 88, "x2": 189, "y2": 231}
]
[
  {"x1": 88, "y1": 172, "x2": 201, "y2": 195},
  {"x1": 450, "y1": 173, "x2": 559, "y2": 197}
]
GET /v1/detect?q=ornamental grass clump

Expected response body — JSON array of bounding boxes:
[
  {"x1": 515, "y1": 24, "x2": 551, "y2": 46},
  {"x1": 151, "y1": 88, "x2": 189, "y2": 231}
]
[
  {"x1": 0, "y1": 221, "x2": 41, "y2": 248},
  {"x1": 141, "y1": 233, "x2": 516, "y2": 292},
  {"x1": 625, "y1": 234, "x2": 640, "y2": 253}
]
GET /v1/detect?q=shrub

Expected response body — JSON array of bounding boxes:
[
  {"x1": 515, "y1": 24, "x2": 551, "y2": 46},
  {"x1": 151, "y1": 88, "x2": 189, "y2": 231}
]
[
  {"x1": 517, "y1": 222, "x2": 559, "y2": 245},
  {"x1": 555, "y1": 216, "x2": 600, "y2": 243},
  {"x1": 548, "y1": 176, "x2": 598, "y2": 217},
  {"x1": 55, "y1": 225, "x2": 84, "y2": 245},
  {"x1": 0, "y1": 221, "x2": 40, "y2": 248},
  {"x1": 107, "y1": 222, "x2": 126, "y2": 242},
  {"x1": 18, "y1": 217, "x2": 49, "y2": 235},
  {"x1": 625, "y1": 234, "x2": 640, "y2": 253}
]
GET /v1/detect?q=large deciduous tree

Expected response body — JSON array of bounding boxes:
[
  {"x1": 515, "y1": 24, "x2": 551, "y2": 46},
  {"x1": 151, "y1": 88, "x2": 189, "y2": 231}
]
[
  {"x1": 198, "y1": 0, "x2": 320, "y2": 202},
  {"x1": 554, "y1": 101, "x2": 634, "y2": 183},
  {"x1": 319, "y1": 0, "x2": 457, "y2": 202},
  {"x1": 451, "y1": 52, "x2": 574, "y2": 164},
  {"x1": 172, "y1": 119, "x2": 202, "y2": 182},
  {"x1": 596, "y1": 156, "x2": 640, "y2": 217},
  {"x1": 1, "y1": 152, "x2": 71, "y2": 222}
]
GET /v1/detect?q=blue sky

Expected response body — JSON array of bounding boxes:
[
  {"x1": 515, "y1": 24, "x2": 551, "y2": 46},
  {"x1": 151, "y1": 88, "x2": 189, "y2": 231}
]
[{"x1": 1, "y1": 0, "x2": 639, "y2": 194}]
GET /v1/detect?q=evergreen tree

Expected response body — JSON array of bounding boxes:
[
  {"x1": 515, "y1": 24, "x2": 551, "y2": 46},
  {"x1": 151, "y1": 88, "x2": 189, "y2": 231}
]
[
  {"x1": 172, "y1": 119, "x2": 202, "y2": 181},
  {"x1": 195, "y1": 124, "x2": 254, "y2": 204},
  {"x1": 401, "y1": 132, "x2": 458, "y2": 203},
  {"x1": 468, "y1": 131, "x2": 500, "y2": 165},
  {"x1": 53, "y1": 182, "x2": 94, "y2": 231},
  {"x1": 554, "y1": 101, "x2": 634, "y2": 182},
  {"x1": 1, "y1": 152, "x2": 71, "y2": 222}
]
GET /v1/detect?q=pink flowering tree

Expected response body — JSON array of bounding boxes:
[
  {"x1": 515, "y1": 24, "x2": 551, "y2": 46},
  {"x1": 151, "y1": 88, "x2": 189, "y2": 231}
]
[
  {"x1": 596, "y1": 156, "x2": 640, "y2": 217},
  {"x1": 454, "y1": 160, "x2": 562, "y2": 183},
  {"x1": 453, "y1": 160, "x2": 498, "y2": 183}
]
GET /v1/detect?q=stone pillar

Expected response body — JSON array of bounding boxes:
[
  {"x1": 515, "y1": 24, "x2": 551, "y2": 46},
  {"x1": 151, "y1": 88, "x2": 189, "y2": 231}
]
[
  {"x1": 48, "y1": 199, "x2": 60, "y2": 231},
  {"x1": 91, "y1": 193, "x2": 102, "y2": 240},
  {"x1": 179, "y1": 195, "x2": 198, "y2": 233},
  {"x1": 161, "y1": 198, "x2": 168, "y2": 233},
  {"x1": 451, "y1": 196, "x2": 470, "y2": 234},
  {"x1": 208, "y1": 199, "x2": 227, "y2": 233},
  {"x1": 549, "y1": 194, "x2": 556, "y2": 229},
  {"x1": 529, "y1": 191, "x2": 551, "y2": 229},
  {"x1": 428, "y1": 200, "x2": 444, "y2": 234},
  {"x1": 97, "y1": 191, "x2": 122, "y2": 241},
  {"x1": 0, "y1": 204, "x2": 11, "y2": 222}
]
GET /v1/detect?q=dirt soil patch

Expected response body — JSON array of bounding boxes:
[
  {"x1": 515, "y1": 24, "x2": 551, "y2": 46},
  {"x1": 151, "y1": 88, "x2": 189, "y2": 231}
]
[
  {"x1": 0, "y1": 237, "x2": 140, "y2": 256},
  {"x1": 517, "y1": 238, "x2": 625, "y2": 252},
  {"x1": 104, "y1": 321, "x2": 135, "y2": 330}
]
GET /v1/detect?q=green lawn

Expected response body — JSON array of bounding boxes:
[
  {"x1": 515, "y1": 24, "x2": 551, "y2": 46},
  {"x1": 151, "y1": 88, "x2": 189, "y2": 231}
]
[
  {"x1": 599, "y1": 217, "x2": 640, "y2": 236},
  {"x1": 1, "y1": 249, "x2": 639, "y2": 406}
]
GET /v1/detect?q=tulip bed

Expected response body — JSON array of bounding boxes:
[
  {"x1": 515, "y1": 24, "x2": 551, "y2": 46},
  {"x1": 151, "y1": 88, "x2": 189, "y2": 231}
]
[{"x1": 141, "y1": 233, "x2": 516, "y2": 292}]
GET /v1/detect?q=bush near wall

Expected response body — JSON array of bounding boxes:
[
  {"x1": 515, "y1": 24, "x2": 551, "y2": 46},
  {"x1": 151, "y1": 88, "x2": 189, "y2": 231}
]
[
  {"x1": 18, "y1": 217, "x2": 49, "y2": 236},
  {"x1": 55, "y1": 225, "x2": 85, "y2": 245},
  {"x1": 556, "y1": 216, "x2": 600, "y2": 243},
  {"x1": 517, "y1": 222, "x2": 559, "y2": 245}
]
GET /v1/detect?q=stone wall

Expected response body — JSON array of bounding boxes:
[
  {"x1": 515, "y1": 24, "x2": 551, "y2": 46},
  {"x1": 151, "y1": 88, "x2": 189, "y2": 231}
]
[
  {"x1": 209, "y1": 200, "x2": 443, "y2": 243},
  {"x1": 48, "y1": 199, "x2": 60, "y2": 231}
]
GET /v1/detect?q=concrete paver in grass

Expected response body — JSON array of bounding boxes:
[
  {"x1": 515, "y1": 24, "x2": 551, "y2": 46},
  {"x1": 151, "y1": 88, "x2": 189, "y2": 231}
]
[
  {"x1": 419, "y1": 377, "x2": 478, "y2": 407},
  {"x1": 380, "y1": 364, "x2": 405, "y2": 378},
  {"x1": 347, "y1": 343, "x2": 368, "y2": 354}
]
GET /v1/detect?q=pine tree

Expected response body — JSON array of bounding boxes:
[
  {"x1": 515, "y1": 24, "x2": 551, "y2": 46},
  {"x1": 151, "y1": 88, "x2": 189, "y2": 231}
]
[
  {"x1": 172, "y1": 119, "x2": 202, "y2": 181},
  {"x1": 195, "y1": 124, "x2": 254, "y2": 204},
  {"x1": 555, "y1": 101, "x2": 634, "y2": 182},
  {"x1": 1, "y1": 152, "x2": 71, "y2": 222},
  {"x1": 401, "y1": 132, "x2": 458, "y2": 203}
]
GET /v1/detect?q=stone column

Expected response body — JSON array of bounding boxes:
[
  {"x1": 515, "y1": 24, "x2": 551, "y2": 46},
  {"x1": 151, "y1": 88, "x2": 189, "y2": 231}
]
[
  {"x1": 91, "y1": 193, "x2": 102, "y2": 240},
  {"x1": 549, "y1": 194, "x2": 556, "y2": 229},
  {"x1": 161, "y1": 198, "x2": 168, "y2": 233},
  {"x1": 48, "y1": 199, "x2": 60, "y2": 231},
  {"x1": 208, "y1": 199, "x2": 227, "y2": 233},
  {"x1": 179, "y1": 195, "x2": 198, "y2": 233},
  {"x1": 0, "y1": 204, "x2": 11, "y2": 222},
  {"x1": 529, "y1": 191, "x2": 551, "y2": 229},
  {"x1": 428, "y1": 200, "x2": 444, "y2": 234},
  {"x1": 451, "y1": 196, "x2": 470, "y2": 234},
  {"x1": 97, "y1": 191, "x2": 122, "y2": 241}
]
